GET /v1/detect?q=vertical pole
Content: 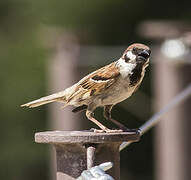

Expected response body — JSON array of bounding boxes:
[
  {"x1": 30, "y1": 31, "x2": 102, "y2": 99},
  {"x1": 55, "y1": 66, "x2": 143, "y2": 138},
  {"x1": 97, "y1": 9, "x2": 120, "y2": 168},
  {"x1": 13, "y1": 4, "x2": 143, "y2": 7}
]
[
  {"x1": 48, "y1": 33, "x2": 81, "y2": 131},
  {"x1": 137, "y1": 21, "x2": 191, "y2": 180},
  {"x1": 153, "y1": 50, "x2": 187, "y2": 180}
]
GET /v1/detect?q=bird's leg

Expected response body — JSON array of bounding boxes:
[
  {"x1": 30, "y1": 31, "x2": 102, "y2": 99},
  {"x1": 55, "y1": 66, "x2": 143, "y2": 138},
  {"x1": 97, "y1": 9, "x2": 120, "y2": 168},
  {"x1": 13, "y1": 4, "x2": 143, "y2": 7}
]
[
  {"x1": 104, "y1": 105, "x2": 130, "y2": 131},
  {"x1": 86, "y1": 109, "x2": 109, "y2": 133},
  {"x1": 86, "y1": 105, "x2": 122, "y2": 133}
]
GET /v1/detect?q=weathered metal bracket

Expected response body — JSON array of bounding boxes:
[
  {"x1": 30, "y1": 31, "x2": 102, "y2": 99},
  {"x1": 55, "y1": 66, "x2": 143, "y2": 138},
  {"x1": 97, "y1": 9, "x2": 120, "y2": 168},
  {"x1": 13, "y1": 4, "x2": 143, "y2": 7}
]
[{"x1": 35, "y1": 130, "x2": 140, "y2": 180}]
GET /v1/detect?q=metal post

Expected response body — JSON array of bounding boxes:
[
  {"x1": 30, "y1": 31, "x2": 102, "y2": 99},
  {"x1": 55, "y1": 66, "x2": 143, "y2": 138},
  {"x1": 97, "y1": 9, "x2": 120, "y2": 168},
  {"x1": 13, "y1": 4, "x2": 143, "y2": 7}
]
[{"x1": 35, "y1": 130, "x2": 140, "y2": 180}]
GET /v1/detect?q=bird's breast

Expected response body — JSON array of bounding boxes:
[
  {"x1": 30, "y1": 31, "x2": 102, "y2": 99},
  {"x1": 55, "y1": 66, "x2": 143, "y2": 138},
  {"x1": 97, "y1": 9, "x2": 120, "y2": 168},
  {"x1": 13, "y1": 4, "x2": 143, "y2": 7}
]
[{"x1": 98, "y1": 78, "x2": 135, "y2": 105}]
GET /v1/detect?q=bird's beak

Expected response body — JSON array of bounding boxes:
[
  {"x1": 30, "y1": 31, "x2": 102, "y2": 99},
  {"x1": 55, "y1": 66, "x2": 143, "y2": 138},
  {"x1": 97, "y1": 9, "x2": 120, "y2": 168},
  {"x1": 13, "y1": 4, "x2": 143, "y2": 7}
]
[
  {"x1": 138, "y1": 49, "x2": 150, "y2": 59},
  {"x1": 137, "y1": 49, "x2": 151, "y2": 63}
]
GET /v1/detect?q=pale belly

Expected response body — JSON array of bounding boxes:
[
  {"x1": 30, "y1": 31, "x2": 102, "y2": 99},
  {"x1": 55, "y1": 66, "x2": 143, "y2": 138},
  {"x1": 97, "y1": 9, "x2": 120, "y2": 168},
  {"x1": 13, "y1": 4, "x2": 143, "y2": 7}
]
[
  {"x1": 100, "y1": 86, "x2": 135, "y2": 105},
  {"x1": 94, "y1": 79, "x2": 137, "y2": 106}
]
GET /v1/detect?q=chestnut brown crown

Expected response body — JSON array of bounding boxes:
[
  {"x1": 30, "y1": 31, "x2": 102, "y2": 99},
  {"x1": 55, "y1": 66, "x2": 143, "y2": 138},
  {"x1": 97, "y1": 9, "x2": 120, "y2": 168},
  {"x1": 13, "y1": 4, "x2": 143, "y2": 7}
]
[{"x1": 122, "y1": 43, "x2": 151, "y2": 63}]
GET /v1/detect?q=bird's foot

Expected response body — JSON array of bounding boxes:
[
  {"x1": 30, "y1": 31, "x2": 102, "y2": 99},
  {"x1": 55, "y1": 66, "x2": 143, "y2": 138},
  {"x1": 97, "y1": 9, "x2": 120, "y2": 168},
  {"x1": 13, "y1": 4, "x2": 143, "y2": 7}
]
[
  {"x1": 90, "y1": 127, "x2": 140, "y2": 134},
  {"x1": 105, "y1": 129, "x2": 123, "y2": 133},
  {"x1": 90, "y1": 128, "x2": 123, "y2": 133},
  {"x1": 90, "y1": 128, "x2": 104, "y2": 133}
]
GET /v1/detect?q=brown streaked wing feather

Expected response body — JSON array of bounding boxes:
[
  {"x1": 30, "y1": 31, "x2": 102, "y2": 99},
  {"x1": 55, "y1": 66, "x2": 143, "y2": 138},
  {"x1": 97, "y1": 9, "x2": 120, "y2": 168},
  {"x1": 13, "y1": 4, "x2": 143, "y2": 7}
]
[
  {"x1": 91, "y1": 62, "x2": 120, "y2": 81},
  {"x1": 79, "y1": 62, "x2": 120, "y2": 95},
  {"x1": 66, "y1": 62, "x2": 120, "y2": 103}
]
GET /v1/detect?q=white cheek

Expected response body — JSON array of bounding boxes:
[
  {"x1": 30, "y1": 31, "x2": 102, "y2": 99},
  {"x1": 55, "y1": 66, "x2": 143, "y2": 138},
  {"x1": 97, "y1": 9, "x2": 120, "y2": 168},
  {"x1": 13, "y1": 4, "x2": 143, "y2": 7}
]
[
  {"x1": 126, "y1": 51, "x2": 136, "y2": 60},
  {"x1": 117, "y1": 58, "x2": 136, "y2": 78}
]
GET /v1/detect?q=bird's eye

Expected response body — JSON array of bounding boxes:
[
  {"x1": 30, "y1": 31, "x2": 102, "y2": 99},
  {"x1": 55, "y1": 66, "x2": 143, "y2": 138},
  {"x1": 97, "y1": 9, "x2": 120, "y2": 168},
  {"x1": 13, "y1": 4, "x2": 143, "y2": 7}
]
[
  {"x1": 124, "y1": 53, "x2": 130, "y2": 62},
  {"x1": 132, "y1": 47, "x2": 137, "y2": 54}
]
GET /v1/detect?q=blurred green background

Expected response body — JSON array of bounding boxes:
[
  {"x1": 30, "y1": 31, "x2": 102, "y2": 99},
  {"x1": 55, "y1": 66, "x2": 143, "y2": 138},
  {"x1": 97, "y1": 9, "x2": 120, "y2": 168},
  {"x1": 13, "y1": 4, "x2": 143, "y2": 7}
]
[{"x1": 0, "y1": 0, "x2": 191, "y2": 180}]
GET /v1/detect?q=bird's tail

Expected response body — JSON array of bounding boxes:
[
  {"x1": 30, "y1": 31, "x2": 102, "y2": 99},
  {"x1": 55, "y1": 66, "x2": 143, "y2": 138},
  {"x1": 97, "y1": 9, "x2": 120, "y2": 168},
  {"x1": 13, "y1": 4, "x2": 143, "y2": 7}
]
[{"x1": 21, "y1": 91, "x2": 67, "y2": 108}]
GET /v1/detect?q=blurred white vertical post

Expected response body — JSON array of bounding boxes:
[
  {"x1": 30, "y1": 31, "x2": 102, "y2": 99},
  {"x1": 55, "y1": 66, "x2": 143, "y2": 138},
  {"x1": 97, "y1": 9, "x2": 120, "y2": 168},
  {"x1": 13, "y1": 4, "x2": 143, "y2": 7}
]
[
  {"x1": 153, "y1": 44, "x2": 187, "y2": 180},
  {"x1": 48, "y1": 33, "x2": 81, "y2": 130},
  {"x1": 137, "y1": 21, "x2": 191, "y2": 180},
  {"x1": 47, "y1": 32, "x2": 82, "y2": 180}
]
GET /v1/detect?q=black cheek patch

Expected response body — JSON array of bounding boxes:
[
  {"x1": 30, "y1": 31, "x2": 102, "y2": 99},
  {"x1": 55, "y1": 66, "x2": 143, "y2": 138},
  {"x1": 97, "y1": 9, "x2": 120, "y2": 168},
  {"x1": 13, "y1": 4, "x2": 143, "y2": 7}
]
[{"x1": 129, "y1": 64, "x2": 143, "y2": 86}]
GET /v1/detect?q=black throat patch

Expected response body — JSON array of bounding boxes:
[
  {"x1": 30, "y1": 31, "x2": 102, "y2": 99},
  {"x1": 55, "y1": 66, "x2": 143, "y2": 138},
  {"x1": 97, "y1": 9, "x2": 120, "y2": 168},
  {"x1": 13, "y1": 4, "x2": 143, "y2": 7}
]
[{"x1": 129, "y1": 63, "x2": 143, "y2": 86}]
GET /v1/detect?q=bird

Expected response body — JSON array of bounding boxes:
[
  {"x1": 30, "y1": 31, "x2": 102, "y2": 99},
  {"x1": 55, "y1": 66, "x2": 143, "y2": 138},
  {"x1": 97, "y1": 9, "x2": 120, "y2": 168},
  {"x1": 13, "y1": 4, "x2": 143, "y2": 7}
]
[{"x1": 21, "y1": 43, "x2": 151, "y2": 133}]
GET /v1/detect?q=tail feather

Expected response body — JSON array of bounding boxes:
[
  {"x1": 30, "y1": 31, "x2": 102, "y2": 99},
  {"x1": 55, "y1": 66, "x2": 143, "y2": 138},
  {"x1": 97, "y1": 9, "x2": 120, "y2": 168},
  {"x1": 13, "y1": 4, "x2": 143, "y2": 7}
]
[{"x1": 21, "y1": 91, "x2": 66, "y2": 108}]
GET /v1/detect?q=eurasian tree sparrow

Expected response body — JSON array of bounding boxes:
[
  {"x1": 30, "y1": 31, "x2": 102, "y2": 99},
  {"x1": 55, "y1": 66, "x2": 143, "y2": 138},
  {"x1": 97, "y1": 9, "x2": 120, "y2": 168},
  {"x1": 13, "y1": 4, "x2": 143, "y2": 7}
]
[{"x1": 21, "y1": 43, "x2": 151, "y2": 133}]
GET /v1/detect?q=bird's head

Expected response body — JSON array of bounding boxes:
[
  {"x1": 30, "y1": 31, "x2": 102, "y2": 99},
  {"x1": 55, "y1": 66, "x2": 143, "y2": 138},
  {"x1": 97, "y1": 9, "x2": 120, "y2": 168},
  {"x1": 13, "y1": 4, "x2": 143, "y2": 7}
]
[{"x1": 122, "y1": 43, "x2": 151, "y2": 68}]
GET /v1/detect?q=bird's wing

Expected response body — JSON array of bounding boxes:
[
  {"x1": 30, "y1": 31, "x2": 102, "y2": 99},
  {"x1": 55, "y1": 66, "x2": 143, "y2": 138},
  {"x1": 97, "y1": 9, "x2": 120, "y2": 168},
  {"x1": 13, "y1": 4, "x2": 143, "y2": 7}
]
[{"x1": 67, "y1": 62, "x2": 120, "y2": 103}]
